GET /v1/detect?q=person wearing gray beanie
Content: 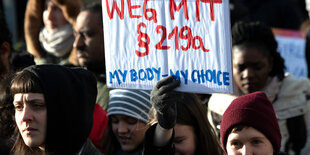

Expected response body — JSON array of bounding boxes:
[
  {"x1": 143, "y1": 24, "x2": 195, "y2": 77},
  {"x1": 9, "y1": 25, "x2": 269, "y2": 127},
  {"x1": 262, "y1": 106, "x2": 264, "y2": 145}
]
[{"x1": 101, "y1": 89, "x2": 155, "y2": 155}]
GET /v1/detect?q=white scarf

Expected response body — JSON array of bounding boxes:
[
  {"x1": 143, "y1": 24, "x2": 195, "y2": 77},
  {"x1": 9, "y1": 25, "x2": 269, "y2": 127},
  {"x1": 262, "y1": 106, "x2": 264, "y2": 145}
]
[{"x1": 39, "y1": 24, "x2": 74, "y2": 57}]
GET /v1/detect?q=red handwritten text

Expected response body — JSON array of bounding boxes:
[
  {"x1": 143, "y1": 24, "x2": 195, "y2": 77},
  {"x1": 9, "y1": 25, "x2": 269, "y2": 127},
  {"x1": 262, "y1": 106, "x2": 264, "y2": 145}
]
[
  {"x1": 136, "y1": 22, "x2": 150, "y2": 57},
  {"x1": 105, "y1": 0, "x2": 222, "y2": 22},
  {"x1": 136, "y1": 22, "x2": 210, "y2": 57},
  {"x1": 105, "y1": 0, "x2": 157, "y2": 23}
]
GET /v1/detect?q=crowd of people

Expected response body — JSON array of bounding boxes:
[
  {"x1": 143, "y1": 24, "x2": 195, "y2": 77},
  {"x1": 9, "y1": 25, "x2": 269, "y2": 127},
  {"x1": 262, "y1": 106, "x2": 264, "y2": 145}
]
[{"x1": 1, "y1": 0, "x2": 310, "y2": 154}]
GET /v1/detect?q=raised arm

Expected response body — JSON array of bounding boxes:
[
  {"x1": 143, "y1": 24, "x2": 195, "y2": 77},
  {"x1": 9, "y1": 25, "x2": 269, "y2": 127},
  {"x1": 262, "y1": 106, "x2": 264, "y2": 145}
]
[{"x1": 151, "y1": 75, "x2": 180, "y2": 147}]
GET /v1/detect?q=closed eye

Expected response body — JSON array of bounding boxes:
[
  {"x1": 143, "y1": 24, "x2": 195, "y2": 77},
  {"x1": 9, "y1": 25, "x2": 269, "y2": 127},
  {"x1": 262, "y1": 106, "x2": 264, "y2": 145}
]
[
  {"x1": 31, "y1": 103, "x2": 45, "y2": 110},
  {"x1": 125, "y1": 117, "x2": 138, "y2": 125},
  {"x1": 251, "y1": 138, "x2": 263, "y2": 145},
  {"x1": 173, "y1": 137, "x2": 185, "y2": 144}
]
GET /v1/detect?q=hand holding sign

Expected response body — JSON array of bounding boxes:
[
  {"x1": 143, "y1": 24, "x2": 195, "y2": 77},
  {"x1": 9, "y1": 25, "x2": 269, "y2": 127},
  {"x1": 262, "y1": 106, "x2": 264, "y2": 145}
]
[
  {"x1": 151, "y1": 75, "x2": 180, "y2": 129},
  {"x1": 103, "y1": 0, "x2": 232, "y2": 94}
]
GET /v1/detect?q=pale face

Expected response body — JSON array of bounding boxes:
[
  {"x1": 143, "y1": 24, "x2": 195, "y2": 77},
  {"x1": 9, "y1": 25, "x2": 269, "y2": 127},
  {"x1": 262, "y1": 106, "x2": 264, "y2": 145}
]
[
  {"x1": 226, "y1": 127, "x2": 274, "y2": 155},
  {"x1": 233, "y1": 46, "x2": 272, "y2": 94},
  {"x1": 174, "y1": 124, "x2": 196, "y2": 155},
  {"x1": 43, "y1": 0, "x2": 68, "y2": 32},
  {"x1": 111, "y1": 115, "x2": 148, "y2": 152},
  {"x1": 74, "y1": 11, "x2": 105, "y2": 69},
  {"x1": 14, "y1": 93, "x2": 46, "y2": 150}
]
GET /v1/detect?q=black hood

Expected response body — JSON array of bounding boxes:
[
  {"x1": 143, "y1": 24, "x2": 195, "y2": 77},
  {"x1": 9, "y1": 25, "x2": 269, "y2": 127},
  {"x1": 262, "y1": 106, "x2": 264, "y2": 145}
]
[{"x1": 25, "y1": 64, "x2": 97, "y2": 153}]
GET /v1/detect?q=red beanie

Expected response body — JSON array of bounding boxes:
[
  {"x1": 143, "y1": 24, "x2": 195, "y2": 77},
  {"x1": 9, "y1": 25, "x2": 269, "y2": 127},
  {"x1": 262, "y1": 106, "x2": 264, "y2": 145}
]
[{"x1": 220, "y1": 91, "x2": 281, "y2": 154}]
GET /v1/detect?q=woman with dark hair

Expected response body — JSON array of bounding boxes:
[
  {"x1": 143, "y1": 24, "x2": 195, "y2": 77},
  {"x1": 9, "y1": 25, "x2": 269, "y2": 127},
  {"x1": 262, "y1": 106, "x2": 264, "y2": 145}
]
[
  {"x1": 10, "y1": 65, "x2": 101, "y2": 154},
  {"x1": 143, "y1": 76, "x2": 223, "y2": 155},
  {"x1": 208, "y1": 21, "x2": 310, "y2": 154},
  {"x1": 101, "y1": 89, "x2": 155, "y2": 155}
]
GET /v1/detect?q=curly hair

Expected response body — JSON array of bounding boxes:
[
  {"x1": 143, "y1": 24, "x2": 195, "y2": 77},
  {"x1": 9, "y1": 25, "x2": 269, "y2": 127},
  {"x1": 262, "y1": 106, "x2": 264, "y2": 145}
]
[{"x1": 231, "y1": 21, "x2": 285, "y2": 81}]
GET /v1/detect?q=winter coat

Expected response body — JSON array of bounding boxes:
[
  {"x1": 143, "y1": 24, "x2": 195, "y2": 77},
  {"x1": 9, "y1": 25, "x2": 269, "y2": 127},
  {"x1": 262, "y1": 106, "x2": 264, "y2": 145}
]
[
  {"x1": 94, "y1": 73, "x2": 110, "y2": 110},
  {"x1": 24, "y1": 0, "x2": 82, "y2": 65},
  {"x1": 142, "y1": 124, "x2": 175, "y2": 155},
  {"x1": 89, "y1": 104, "x2": 108, "y2": 152},
  {"x1": 80, "y1": 139, "x2": 102, "y2": 155},
  {"x1": 208, "y1": 73, "x2": 310, "y2": 155},
  {"x1": 25, "y1": 64, "x2": 99, "y2": 153}
]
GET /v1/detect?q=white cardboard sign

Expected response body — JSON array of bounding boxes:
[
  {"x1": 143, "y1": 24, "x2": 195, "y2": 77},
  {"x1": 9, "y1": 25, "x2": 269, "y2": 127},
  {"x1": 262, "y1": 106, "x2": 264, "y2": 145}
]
[{"x1": 102, "y1": 0, "x2": 233, "y2": 94}]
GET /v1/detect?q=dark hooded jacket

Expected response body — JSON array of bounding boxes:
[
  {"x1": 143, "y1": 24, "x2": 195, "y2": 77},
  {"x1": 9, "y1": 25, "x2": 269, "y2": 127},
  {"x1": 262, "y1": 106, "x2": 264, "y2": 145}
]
[{"x1": 25, "y1": 64, "x2": 101, "y2": 154}]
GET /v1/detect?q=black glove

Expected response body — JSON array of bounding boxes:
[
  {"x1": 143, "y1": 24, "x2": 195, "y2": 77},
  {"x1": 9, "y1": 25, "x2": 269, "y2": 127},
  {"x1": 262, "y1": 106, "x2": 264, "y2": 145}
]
[{"x1": 151, "y1": 75, "x2": 180, "y2": 129}]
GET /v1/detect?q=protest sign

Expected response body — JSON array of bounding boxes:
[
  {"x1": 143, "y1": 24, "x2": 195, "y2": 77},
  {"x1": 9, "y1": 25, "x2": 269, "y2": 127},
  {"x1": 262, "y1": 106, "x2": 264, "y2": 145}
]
[
  {"x1": 102, "y1": 0, "x2": 233, "y2": 94},
  {"x1": 273, "y1": 28, "x2": 308, "y2": 78}
]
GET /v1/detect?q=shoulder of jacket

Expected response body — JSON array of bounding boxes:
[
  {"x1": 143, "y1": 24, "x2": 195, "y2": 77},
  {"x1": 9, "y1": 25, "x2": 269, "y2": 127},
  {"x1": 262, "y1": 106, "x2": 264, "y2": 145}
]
[{"x1": 208, "y1": 93, "x2": 237, "y2": 115}]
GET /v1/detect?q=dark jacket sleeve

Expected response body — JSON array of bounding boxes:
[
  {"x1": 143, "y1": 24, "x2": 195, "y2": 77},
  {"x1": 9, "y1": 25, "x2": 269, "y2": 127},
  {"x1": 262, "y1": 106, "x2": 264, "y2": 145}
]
[
  {"x1": 143, "y1": 123, "x2": 175, "y2": 155},
  {"x1": 286, "y1": 115, "x2": 306, "y2": 155},
  {"x1": 81, "y1": 139, "x2": 102, "y2": 155}
]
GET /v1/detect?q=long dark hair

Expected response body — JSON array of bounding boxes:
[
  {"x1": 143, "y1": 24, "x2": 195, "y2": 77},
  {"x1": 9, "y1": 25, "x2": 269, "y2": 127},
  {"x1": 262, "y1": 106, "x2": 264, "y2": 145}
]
[
  {"x1": 100, "y1": 120, "x2": 120, "y2": 155},
  {"x1": 101, "y1": 107, "x2": 156, "y2": 154},
  {"x1": 176, "y1": 93, "x2": 223, "y2": 155}
]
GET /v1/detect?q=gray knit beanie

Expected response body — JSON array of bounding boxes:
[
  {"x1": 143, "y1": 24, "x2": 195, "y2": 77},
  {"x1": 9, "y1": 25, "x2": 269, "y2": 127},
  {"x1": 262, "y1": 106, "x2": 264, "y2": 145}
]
[{"x1": 107, "y1": 89, "x2": 151, "y2": 123}]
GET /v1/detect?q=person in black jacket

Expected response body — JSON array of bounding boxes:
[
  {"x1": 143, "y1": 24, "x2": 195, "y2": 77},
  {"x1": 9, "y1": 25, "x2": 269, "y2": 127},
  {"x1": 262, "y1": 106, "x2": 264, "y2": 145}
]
[
  {"x1": 143, "y1": 75, "x2": 223, "y2": 155},
  {"x1": 0, "y1": 8, "x2": 35, "y2": 154},
  {"x1": 10, "y1": 65, "x2": 101, "y2": 154}
]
